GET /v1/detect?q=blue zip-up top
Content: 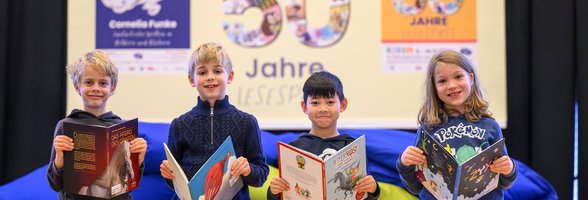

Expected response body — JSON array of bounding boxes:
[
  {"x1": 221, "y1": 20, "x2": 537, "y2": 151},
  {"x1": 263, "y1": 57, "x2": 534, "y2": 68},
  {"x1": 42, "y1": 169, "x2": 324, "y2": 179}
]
[
  {"x1": 396, "y1": 115, "x2": 518, "y2": 200},
  {"x1": 166, "y1": 96, "x2": 269, "y2": 200}
]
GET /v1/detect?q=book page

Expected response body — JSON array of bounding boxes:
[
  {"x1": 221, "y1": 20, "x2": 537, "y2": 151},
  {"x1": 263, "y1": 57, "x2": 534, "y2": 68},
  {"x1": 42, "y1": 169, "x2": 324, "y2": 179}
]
[
  {"x1": 456, "y1": 139, "x2": 505, "y2": 200},
  {"x1": 324, "y1": 135, "x2": 367, "y2": 200},
  {"x1": 187, "y1": 137, "x2": 243, "y2": 200},
  {"x1": 418, "y1": 130, "x2": 459, "y2": 199},
  {"x1": 163, "y1": 143, "x2": 192, "y2": 200},
  {"x1": 278, "y1": 142, "x2": 325, "y2": 200}
]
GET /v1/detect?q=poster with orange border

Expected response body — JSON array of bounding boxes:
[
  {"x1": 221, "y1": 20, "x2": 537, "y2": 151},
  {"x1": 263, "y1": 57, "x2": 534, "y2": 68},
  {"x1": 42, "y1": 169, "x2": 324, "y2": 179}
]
[{"x1": 381, "y1": 0, "x2": 476, "y2": 72}]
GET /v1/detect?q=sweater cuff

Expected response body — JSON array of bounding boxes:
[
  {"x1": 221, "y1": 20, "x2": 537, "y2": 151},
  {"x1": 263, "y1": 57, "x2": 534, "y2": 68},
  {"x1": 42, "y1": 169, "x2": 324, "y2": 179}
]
[
  {"x1": 51, "y1": 162, "x2": 63, "y2": 174},
  {"x1": 267, "y1": 188, "x2": 281, "y2": 200},
  {"x1": 396, "y1": 157, "x2": 415, "y2": 173},
  {"x1": 242, "y1": 164, "x2": 262, "y2": 187},
  {"x1": 367, "y1": 182, "x2": 381, "y2": 199},
  {"x1": 504, "y1": 158, "x2": 518, "y2": 177}
]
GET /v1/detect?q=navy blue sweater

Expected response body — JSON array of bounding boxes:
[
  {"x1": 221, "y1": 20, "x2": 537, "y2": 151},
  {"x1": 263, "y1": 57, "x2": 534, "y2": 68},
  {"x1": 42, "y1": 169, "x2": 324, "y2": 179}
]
[
  {"x1": 166, "y1": 96, "x2": 269, "y2": 200},
  {"x1": 396, "y1": 115, "x2": 518, "y2": 200}
]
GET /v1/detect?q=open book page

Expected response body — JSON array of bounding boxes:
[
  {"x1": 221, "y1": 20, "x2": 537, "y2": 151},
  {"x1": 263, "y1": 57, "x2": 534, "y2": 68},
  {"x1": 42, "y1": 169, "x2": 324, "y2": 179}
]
[
  {"x1": 164, "y1": 137, "x2": 243, "y2": 200},
  {"x1": 278, "y1": 135, "x2": 367, "y2": 200},
  {"x1": 324, "y1": 135, "x2": 367, "y2": 200},
  {"x1": 278, "y1": 141, "x2": 324, "y2": 200},
  {"x1": 417, "y1": 130, "x2": 459, "y2": 199},
  {"x1": 163, "y1": 143, "x2": 192, "y2": 200},
  {"x1": 417, "y1": 130, "x2": 505, "y2": 200},
  {"x1": 456, "y1": 139, "x2": 505, "y2": 200}
]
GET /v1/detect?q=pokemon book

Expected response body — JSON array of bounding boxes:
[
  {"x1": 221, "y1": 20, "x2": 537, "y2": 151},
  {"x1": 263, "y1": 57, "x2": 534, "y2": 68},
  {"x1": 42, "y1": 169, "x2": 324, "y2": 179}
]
[
  {"x1": 277, "y1": 135, "x2": 367, "y2": 200},
  {"x1": 416, "y1": 129, "x2": 505, "y2": 200},
  {"x1": 163, "y1": 136, "x2": 243, "y2": 200},
  {"x1": 62, "y1": 118, "x2": 140, "y2": 199}
]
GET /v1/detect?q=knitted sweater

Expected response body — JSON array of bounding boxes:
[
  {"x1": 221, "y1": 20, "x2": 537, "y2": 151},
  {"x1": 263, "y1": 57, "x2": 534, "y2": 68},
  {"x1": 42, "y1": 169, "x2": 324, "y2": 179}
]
[
  {"x1": 166, "y1": 96, "x2": 269, "y2": 200},
  {"x1": 47, "y1": 109, "x2": 144, "y2": 200},
  {"x1": 396, "y1": 115, "x2": 518, "y2": 200}
]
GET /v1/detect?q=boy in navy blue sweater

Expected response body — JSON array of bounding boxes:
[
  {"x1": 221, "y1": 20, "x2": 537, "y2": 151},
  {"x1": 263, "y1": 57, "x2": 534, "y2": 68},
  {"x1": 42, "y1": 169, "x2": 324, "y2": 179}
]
[{"x1": 159, "y1": 42, "x2": 269, "y2": 200}]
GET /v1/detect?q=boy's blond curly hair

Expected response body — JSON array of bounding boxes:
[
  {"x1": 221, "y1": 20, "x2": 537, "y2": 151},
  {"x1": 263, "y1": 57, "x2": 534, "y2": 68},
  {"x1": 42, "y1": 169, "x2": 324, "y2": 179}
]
[{"x1": 66, "y1": 49, "x2": 118, "y2": 87}]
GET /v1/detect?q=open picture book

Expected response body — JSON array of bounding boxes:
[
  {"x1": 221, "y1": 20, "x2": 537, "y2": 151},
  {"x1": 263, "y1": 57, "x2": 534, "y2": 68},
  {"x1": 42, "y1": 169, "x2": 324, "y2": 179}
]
[
  {"x1": 277, "y1": 135, "x2": 367, "y2": 200},
  {"x1": 416, "y1": 129, "x2": 505, "y2": 200},
  {"x1": 163, "y1": 136, "x2": 243, "y2": 200},
  {"x1": 62, "y1": 118, "x2": 140, "y2": 199}
]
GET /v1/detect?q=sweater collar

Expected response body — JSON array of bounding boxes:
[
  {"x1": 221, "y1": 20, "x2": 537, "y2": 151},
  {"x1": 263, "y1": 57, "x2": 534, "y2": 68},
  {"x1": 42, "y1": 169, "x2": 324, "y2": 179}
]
[
  {"x1": 191, "y1": 95, "x2": 233, "y2": 115},
  {"x1": 67, "y1": 108, "x2": 121, "y2": 121},
  {"x1": 448, "y1": 113, "x2": 467, "y2": 119}
]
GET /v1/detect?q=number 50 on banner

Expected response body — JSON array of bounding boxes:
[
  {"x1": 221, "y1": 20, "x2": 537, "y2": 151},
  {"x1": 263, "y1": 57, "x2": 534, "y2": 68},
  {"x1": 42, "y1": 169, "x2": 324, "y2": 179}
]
[{"x1": 223, "y1": 0, "x2": 350, "y2": 48}]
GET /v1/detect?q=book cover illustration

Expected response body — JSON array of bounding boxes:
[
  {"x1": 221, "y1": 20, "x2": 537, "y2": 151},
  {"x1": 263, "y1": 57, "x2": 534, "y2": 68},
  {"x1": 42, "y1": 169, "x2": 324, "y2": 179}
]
[
  {"x1": 416, "y1": 129, "x2": 505, "y2": 200},
  {"x1": 278, "y1": 135, "x2": 367, "y2": 200},
  {"x1": 63, "y1": 118, "x2": 140, "y2": 199},
  {"x1": 164, "y1": 136, "x2": 243, "y2": 200}
]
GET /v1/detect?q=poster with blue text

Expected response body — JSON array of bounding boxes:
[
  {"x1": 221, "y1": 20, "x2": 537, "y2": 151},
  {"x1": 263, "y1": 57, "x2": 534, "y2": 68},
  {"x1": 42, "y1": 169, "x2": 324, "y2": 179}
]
[{"x1": 96, "y1": 0, "x2": 190, "y2": 74}]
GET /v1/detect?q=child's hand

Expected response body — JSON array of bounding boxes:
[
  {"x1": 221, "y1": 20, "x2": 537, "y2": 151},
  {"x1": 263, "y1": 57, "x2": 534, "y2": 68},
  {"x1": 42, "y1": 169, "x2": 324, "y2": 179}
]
[
  {"x1": 53, "y1": 135, "x2": 74, "y2": 169},
  {"x1": 269, "y1": 176, "x2": 290, "y2": 195},
  {"x1": 354, "y1": 175, "x2": 377, "y2": 194},
  {"x1": 231, "y1": 156, "x2": 251, "y2": 177},
  {"x1": 130, "y1": 138, "x2": 147, "y2": 165},
  {"x1": 400, "y1": 146, "x2": 426, "y2": 166},
  {"x1": 489, "y1": 155, "x2": 514, "y2": 175},
  {"x1": 160, "y1": 160, "x2": 175, "y2": 179}
]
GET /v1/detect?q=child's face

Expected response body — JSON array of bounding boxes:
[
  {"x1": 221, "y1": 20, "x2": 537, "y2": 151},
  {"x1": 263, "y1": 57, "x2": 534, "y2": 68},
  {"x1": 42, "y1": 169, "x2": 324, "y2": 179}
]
[
  {"x1": 189, "y1": 61, "x2": 234, "y2": 103},
  {"x1": 433, "y1": 62, "x2": 473, "y2": 114},
  {"x1": 75, "y1": 65, "x2": 115, "y2": 113},
  {"x1": 301, "y1": 94, "x2": 347, "y2": 130}
]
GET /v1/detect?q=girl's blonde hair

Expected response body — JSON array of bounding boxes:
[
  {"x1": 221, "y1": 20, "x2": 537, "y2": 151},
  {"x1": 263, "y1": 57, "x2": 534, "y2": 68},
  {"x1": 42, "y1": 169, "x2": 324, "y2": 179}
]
[
  {"x1": 418, "y1": 50, "x2": 492, "y2": 130},
  {"x1": 188, "y1": 42, "x2": 232, "y2": 76},
  {"x1": 66, "y1": 49, "x2": 118, "y2": 87}
]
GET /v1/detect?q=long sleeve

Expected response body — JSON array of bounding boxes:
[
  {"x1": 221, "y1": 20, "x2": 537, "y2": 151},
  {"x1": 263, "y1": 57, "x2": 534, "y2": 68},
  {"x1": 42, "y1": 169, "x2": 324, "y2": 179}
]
[
  {"x1": 364, "y1": 182, "x2": 381, "y2": 200},
  {"x1": 164, "y1": 119, "x2": 183, "y2": 189},
  {"x1": 47, "y1": 120, "x2": 64, "y2": 192},
  {"x1": 395, "y1": 128, "x2": 424, "y2": 195},
  {"x1": 241, "y1": 116, "x2": 269, "y2": 187},
  {"x1": 396, "y1": 158, "x2": 423, "y2": 194},
  {"x1": 499, "y1": 158, "x2": 518, "y2": 189},
  {"x1": 266, "y1": 189, "x2": 280, "y2": 200},
  {"x1": 493, "y1": 125, "x2": 518, "y2": 189}
]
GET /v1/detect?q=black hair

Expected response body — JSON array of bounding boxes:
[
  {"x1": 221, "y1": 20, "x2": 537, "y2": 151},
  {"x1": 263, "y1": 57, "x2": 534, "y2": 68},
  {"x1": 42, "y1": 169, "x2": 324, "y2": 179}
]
[{"x1": 302, "y1": 71, "x2": 344, "y2": 102}]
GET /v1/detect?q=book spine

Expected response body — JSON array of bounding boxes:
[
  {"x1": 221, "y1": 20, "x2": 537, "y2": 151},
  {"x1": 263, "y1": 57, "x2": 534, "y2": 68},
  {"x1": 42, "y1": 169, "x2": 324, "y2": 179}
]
[
  {"x1": 106, "y1": 127, "x2": 112, "y2": 197},
  {"x1": 453, "y1": 165, "x2": 462, "y2": 200}
]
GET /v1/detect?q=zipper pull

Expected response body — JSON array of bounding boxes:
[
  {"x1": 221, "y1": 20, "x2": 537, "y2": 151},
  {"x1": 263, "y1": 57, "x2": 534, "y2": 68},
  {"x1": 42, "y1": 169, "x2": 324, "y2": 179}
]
[{"x1": 210, "y1": 107, "x2": 214, "y2": 144}]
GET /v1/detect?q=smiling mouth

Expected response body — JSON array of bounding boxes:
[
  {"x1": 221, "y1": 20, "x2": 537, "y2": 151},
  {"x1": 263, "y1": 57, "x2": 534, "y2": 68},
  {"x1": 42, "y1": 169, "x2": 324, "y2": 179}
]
[
  {"x1": 204, "y1": 85, "x2": 218, "y2": 88},
  {"x1": 448, "y1": 91, "x2": 461, "y2": 97}
]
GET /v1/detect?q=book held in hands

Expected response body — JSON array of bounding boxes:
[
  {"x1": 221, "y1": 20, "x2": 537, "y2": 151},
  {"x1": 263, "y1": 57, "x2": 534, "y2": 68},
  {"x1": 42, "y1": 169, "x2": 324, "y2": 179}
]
[
  {"x1": 278, "y1": 135, "x2": 367, "y2": 200},
  {"x1": 163, "y1": 136, "x2": 243, "y2": 200},
  {"x1": 416, "y1": 129, "x2": 505, "y2": 200},
  {"x1": 63, "y1": 118, "x2": 140, "y2": 199}
]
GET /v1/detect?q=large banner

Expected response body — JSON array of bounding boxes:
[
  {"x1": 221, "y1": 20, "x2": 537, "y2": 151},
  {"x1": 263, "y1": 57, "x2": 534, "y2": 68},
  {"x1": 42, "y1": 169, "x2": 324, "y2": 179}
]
[{"x1": 67, "y1": 0, "x2": 506, "y2": 129}]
